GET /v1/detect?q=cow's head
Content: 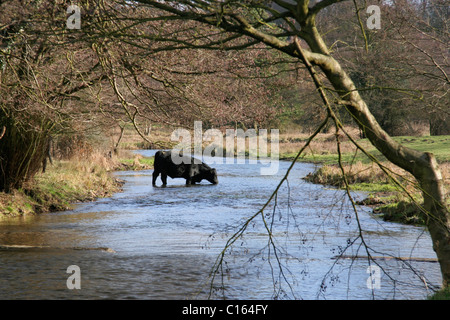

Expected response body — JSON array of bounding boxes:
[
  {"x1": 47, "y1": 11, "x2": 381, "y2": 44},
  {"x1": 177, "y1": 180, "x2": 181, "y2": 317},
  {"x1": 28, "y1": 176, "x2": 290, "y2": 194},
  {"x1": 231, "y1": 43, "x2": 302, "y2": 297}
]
[{"x1": 206, "y1": 168, "x2": 218, "y2": 184}]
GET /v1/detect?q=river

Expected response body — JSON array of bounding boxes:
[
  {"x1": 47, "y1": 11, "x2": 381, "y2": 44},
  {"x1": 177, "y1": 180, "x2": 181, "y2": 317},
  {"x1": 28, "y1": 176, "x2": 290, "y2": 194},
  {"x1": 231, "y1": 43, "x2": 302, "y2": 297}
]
[{"x1": 0, "y1": 150, "x2": 442, "y2": 299}]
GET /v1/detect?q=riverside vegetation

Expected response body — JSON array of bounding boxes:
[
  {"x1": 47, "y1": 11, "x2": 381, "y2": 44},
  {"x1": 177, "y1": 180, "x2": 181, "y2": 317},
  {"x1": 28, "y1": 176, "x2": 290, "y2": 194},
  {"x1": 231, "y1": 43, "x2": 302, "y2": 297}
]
[
  {"x1": 0, "y1": 125, "x2": 165, "y2": 217},
  {"x1": 0, "y1": 148, "x2": 153, "y2": 217},
  {"x1": 3, "y1": 125, "x2": 448, "y2": 227},
  {"x1": 280, "y1": 130, "x2": 450, "y2": 226}
]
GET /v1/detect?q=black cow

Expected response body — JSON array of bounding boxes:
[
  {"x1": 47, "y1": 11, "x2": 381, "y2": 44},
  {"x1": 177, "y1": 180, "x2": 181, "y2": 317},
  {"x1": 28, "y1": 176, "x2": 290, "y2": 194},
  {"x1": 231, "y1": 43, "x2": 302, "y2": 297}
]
[{"x1": 152, "y1": 150, "x2": 218, "y2": 186}]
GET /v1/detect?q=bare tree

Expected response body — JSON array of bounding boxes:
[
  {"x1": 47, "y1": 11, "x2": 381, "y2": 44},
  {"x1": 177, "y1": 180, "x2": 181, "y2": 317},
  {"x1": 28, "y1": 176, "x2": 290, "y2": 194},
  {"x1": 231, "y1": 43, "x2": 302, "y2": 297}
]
[
  {"x1": 0, "y1": 0, "x2": 111, "y2": 190},
  {"x1": 1, "y1": 0, "x2": 286, "y2": 188},
  {"x1": 116, "y1": 0, "x2": 450, "y2": 290}
]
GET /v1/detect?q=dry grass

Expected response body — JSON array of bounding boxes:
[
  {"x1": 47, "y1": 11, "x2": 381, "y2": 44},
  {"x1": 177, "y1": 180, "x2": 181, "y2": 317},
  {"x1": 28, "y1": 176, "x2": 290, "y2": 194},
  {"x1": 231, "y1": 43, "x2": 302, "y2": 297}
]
[
  {"x1": 0, "y1": 152, "x2": 123, "y2": 216},
  {"x1": 303, "y1": 155, "x2": 450, "y2": 225},
  {"x1": 304, "y1": 156, "x2": 450, "y2": 194},
  {"x1": 441, "y1": 162, "x2": 450, "y2": 187},
  {"x1": 278, "y1": 130, "x2": 374, "y2": 165},
  {"x1": 304, "y1": 161, "x2": 415, "y2": 189},
  {"x1": 117, "y1": 125, "x2": 177, "y2": 150}
]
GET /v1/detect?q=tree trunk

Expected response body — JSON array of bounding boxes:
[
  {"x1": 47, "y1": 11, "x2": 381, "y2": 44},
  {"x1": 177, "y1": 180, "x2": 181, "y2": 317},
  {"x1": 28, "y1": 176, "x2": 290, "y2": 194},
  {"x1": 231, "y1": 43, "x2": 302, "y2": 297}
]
[
  {"x1": 0, "y1": 109, "x2": 52, "y2": 192},
  {"x1": 215, "y1": 7, "x2": 450, "y2": 287},
  {"x1": 296, "y1": 34, "x2": 450, "y2": 288},
  {"x1": 130, "y1": 0, "x2": 450, "y2": 289},
  {"x1": 430, "y1": 116, "x2": 450, "y2": 136}
]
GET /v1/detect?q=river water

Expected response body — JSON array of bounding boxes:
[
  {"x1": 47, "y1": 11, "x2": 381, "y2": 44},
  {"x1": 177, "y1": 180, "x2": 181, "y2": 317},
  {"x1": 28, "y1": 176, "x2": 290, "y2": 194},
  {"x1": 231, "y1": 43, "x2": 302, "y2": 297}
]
[{"x1": 0, "y1": 150, "x2": 442, "y2": 299}]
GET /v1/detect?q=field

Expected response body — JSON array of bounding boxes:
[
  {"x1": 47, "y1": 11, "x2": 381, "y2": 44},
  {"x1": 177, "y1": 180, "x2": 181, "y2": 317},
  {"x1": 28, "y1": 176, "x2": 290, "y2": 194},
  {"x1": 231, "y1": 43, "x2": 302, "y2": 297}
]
[{"x1": 279, "y1": 131, "x2": 450, "y2": 164}]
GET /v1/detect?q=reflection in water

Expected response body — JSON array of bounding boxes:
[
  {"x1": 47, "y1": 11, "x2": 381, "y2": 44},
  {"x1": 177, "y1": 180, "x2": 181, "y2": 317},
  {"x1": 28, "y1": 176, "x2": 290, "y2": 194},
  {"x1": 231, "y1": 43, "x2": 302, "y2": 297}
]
[
  {"x1": 0, "y1": 248, "x2": 214, "y2": 299},
  {"x1": 0, "y1": 151, "x2": 442, "y2": 299}
]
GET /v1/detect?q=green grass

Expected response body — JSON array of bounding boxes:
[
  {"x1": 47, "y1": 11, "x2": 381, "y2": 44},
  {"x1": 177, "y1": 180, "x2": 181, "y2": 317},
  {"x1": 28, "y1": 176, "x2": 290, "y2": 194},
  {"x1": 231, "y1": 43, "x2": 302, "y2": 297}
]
[
  {"x1": 0, "y1": 158, "x2": 124, "y2": 216},
  {"x1": 117, "y1": 155, "x2": 154, "y2": 171},
  {"x1": 348, "y1": 182, "x2": 399, "y2": 192},
  {"x1": 374, "y1": 200, "x2": 426, "y2": 225},
  {"x1": 281, "y1": 135, "x2": 450, "y2": 165},
  {"x1": 429, "y1": 287, "x2": 450, "y2": 300},
  {"x1": 357, "y1": 135, "x2": 450, "y2": 163},
  {"x1": 394, "y1": 136, "x2": 450, "y2": 162},
  {"x1": 298, "y1": 151, "x2": 367, "y2": 165}
]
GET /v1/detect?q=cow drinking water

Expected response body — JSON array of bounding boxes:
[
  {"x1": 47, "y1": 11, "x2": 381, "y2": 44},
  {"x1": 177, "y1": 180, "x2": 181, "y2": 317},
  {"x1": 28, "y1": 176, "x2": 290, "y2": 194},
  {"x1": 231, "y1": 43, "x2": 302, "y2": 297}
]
[{"x1": 152, "y1": 150, "x2": 218, "y2": 186}]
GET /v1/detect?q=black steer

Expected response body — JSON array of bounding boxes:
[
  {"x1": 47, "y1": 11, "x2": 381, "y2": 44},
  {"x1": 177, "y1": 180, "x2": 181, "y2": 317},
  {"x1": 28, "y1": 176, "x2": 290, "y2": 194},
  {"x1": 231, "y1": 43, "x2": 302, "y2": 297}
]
[{"x1": 152, "y1": 150, "x2": 218, "y2": 186}]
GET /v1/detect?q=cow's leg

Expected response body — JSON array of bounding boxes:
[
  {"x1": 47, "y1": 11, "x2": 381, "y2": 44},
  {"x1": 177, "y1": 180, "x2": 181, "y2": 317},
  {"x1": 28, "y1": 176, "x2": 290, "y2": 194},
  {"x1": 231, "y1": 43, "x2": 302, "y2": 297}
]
[
  {"x1": 152, "y1": 170, "x2": 159, "y2": 186},
  {"x1": 186, "y1": 165, "x2": 195, "y2": 185},
  {"x1": 161, "y1": 173, "x2": 168, "y2": 186}
]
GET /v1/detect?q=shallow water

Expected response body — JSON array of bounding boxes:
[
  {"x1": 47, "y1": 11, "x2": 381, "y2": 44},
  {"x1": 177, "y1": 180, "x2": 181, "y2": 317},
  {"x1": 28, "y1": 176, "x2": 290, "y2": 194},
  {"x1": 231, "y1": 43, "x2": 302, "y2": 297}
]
[{"x1": 0, "y1": 150, "x2": 442, "y2": 299}]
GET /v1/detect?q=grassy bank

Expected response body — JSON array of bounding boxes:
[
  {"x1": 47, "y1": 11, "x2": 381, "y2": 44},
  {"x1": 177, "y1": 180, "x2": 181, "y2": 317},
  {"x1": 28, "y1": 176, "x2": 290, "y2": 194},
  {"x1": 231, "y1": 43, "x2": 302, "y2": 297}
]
[
  {"x1": 283, "y1": 133, "x2": 450, "y2": 226},
  {"x1": 279, "y1": 131, "x2": 450, "y2": 164},
  {"x1": 0, "y1": 151, "x2": 154, "y2": 217},
  {"x1": 116, "y1": 152, "x2": 154, "y2": 171}
]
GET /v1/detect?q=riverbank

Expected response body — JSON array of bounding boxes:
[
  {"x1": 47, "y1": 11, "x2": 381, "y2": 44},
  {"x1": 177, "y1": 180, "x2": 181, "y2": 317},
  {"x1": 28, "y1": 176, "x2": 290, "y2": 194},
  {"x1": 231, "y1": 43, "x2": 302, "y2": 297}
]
[
  {"x1": 280, "y1": 133, "x2": 450, "y2": 226},
  {"x1": 280, "y1": 132, "x2": 450, "y2": 300},
  {"x1": 0, "y1": 150, "x2": 154, "y2": 217},
  {"x1": 6, "y1": 127, "x2": 447, "y2": 224}
]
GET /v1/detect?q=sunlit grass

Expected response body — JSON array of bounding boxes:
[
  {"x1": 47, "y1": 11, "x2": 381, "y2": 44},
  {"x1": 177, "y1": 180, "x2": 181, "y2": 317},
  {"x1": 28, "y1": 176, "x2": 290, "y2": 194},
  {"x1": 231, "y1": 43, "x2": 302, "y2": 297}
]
[{"x1": 0, "y1": 153, "x2": 123, "y2": 216}]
